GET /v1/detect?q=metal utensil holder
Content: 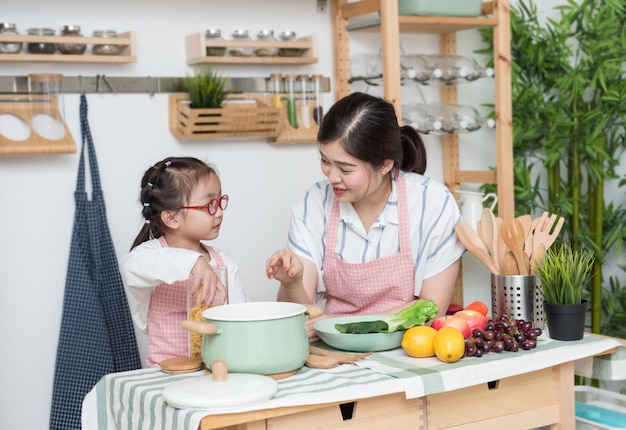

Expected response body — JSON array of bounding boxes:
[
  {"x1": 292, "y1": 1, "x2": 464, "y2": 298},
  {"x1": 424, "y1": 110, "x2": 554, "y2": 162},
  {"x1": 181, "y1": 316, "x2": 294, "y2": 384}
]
[{"x1": 491, "y1": 274, "x2": 544, "y2": 329}]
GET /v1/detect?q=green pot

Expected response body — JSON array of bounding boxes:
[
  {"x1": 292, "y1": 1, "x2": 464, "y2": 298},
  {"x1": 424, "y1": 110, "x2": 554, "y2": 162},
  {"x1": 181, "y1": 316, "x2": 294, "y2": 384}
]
[
  {"x1": 543, "y1": 300, "x2": 588, "y2": 341},
  {"x1": 183, "y1": 302, "x2": 310, "y2": 375}
]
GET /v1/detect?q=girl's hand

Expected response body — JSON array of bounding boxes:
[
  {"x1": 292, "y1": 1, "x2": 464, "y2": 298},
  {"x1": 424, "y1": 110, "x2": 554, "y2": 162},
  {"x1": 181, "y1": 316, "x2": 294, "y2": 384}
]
[
  {"x1": 190, "y1": 258, "x2": 227, "y2": 308},
  {"x1": 265, "y1": 248, "x2": 303, "y2": 286}
]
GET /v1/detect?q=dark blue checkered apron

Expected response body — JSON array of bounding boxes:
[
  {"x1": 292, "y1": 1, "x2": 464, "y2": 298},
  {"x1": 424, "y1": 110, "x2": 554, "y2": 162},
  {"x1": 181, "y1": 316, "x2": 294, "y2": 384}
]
[{"x1": 50, "y1": 95, "x2": 141, "y2": 430}]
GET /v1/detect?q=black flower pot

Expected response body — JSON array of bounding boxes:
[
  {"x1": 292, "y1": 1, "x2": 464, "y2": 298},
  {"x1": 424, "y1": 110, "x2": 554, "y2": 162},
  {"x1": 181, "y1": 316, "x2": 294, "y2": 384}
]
[{"x1": 543, "y1": 300, "x2": 588, "y2": 341}]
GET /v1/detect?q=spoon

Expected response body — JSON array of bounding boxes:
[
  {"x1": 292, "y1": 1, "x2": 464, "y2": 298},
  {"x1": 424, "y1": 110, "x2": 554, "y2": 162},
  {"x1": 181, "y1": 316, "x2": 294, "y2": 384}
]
[
  {"x1": 455, "y1": 220, "x2": 500, "y2": 274},
  {"x1": 305, "y1": 354, "x2": 339, "y2": 369},
  {"x1": 515, "y1": 214, "x2": 532, "y2": 258},
  {"x1": 501, "y1": 251, "x2": 519, "y2": 275},
  {"x1": 480, "y1": 208, "x2": 500, "y2": 274}
]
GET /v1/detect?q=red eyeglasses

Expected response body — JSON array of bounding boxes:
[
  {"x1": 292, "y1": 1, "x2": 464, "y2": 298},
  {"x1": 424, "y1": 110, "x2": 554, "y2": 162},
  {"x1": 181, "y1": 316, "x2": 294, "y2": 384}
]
[{"x1": 179, "y1": 195, "x2": 229, "y2": 215}]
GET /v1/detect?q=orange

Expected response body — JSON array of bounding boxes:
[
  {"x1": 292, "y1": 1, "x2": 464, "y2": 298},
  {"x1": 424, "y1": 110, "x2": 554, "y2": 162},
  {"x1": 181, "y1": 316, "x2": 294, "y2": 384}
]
[
  {"x1": 433, "y1": 326, "x2": 465, "y2": 363},
  {"x1": 401, "y1": 326, "x2": 437, "y2": 358},
  {"x1": 464, "y1": 300, "x2": 489, "y2": 316}
]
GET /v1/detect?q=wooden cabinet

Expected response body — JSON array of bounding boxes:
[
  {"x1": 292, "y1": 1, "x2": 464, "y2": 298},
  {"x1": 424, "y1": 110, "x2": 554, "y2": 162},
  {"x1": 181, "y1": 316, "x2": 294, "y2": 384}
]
[{"x1": 331, "y1": 0, "x2": 513, "y2": 218}]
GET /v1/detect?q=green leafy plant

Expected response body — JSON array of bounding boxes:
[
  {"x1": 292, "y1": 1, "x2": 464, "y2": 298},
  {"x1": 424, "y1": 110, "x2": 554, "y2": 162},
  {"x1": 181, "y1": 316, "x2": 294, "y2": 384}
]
[
  {"x1": 334, "y1": 299, "x2": 438, "y2": 334},
  {"x1": 477, "y1": 0, "x2": 626, "y2": 335},
  {"x1": 535, "y1": 246, "x2": 595, "y2": 306},
  {"x1": 183, "y1": 68, "x2": 231, "y2": 109}
]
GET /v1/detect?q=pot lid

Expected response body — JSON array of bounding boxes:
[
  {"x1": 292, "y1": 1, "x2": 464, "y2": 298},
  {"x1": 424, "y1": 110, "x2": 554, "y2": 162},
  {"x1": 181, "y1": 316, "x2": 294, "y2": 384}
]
[
  {"x1": 202, "y1": 302, "x2": 306, "y2": 322},
  {"x1": 162, "y1": 360, "x2": 277, "y2": 410}
]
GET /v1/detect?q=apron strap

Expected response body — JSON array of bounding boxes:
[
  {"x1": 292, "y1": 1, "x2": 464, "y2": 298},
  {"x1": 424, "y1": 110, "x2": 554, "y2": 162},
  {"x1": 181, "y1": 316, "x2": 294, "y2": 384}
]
[{"x1": 76, "y1": 94, "x2": 103, "y2": 196}]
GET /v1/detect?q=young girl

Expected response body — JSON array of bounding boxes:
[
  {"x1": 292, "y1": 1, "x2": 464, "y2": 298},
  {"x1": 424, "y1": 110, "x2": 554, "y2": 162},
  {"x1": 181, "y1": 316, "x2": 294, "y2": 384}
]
[{"x1": 120, "y1": 156, "x2": 248, "y2": 367}]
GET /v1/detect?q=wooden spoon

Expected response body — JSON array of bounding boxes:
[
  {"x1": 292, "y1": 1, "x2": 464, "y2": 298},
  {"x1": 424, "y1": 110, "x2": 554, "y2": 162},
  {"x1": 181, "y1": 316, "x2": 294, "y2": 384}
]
[
  {"x1": 309, "y1": 346, "x2": 372, "y2": 364},
  {"x1": 501, "y1": 251, "x2": 520, "y2": 275},
  {"x1": 455, "y1": 220, "x2": 500, "y2": 274},
  {"x1": 515, "y1": 214, "x2": 532, "y2": 258},
  {"x1": 500, "y1": 219, "x2": 531, "y2": 275},
  {"x1": 480, "y1": 208, "x2": 500, "y2": 273},
  {"x1": 495, "y1": 216, "x2": 509, "y2": 272},
  {"x1": 305, "y1": 354, "x2": 339, "y2": 369}
]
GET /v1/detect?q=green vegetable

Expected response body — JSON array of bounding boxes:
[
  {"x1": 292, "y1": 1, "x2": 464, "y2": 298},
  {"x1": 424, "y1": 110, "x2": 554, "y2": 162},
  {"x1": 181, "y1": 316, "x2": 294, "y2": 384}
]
[{"x1": 334, "y1": 299, "x2": 439, "y2": 334}]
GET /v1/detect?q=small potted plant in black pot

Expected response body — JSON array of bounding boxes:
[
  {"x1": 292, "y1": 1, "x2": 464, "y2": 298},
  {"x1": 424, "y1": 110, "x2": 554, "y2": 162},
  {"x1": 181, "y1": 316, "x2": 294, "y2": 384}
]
[{"x1": 534, "y1": 245, "x2": 595, "y2": 341}]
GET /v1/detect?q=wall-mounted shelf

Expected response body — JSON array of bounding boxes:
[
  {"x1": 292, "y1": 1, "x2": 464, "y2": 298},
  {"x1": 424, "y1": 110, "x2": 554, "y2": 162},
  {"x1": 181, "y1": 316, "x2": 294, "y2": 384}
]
[
  {"x1": 0, "y1": 31, "x2": 136, "y2": 63},
  {"x1": 185, "y1": 32, "x2": 317, "y2": 65}
]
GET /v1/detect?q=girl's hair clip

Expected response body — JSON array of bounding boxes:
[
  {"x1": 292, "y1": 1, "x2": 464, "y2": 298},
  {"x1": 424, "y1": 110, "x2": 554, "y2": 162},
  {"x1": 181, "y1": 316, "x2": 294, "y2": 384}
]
[
  {"x1": 144, "y1": 219, "x2": 151, "y2": 224},
  {"x1": 165, "y1": 161, "x2": 172, "y2": 167},
  {"x1": 147, "y1": 182, "x2": 154, "y2": 187},
  {"x1": 143, "y1": 202, "x2": 150, "y2": 207}
]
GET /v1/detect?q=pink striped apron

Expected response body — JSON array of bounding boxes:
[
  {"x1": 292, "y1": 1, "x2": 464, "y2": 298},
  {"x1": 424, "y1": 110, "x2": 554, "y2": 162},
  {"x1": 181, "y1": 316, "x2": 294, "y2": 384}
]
[
  {"x1": 323, "y1": 174, "x2": 416, "y2": 315},
  {"x1": 146, "y1": 238, "x2": 225, "y2": 366}
]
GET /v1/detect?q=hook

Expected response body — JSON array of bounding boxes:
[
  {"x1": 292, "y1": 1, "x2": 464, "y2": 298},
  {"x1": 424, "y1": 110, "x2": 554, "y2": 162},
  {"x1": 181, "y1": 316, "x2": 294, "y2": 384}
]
[
  {"x1": 148, "y1": 76, "x2": 155, "y2": 97},
  {"x1": 101, "y1": 75, "x2": 116, "y2": 93},
  {"x1": 79, "y1": 75, "x2": 85, "y2": 95},
  {"x1": 96, "y1": 74, "x2": 100, "y2": 93}
]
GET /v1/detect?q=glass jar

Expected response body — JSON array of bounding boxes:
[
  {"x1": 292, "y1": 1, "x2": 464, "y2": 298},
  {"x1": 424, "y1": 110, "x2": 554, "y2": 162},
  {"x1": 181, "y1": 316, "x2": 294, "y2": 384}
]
[
  {"x1": 57, "y1": 25, "x2": 86, "y2": 55},
  {"x1": 285, "y1": 74, "x2": 298, "y2": 129},
  {"x1": 205, "y1": 28, "x2": 225, "y2": 56},
  {"x1": 26, "y1": 28, "x2": 56, "y2": 54},
  {"x1": 228, "y1": 29, "x2": 253, "y2": 57},
  {"x1": 312, "y1": 74, "x2": 324, "y2": 125},
  {"x1": 0, "y1": 23, "x2": 22, "y2": 54},
  {"x1": 269, "y1": 73, "x2": 284, "y2": 108},
  {"x1": 278, "y1": 31, "x2": 302, "y2": 58},
  {"x1": 254, "y1": 30, "x2": 277, "y2": 57},
  {"x1": 92, "y1": 30, "x2": 121, "y2": 56}
]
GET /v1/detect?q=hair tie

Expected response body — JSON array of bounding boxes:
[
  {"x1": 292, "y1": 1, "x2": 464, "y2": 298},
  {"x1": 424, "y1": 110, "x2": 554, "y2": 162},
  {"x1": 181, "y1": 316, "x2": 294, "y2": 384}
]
[
  {"x1": 165, "y1": 161, "x2": 172, "y2": 167},
  {"x1": 143, "y1": 202, "x2": 150, "y2": 207},
  {"x1": 147, "y1": 182, "x2": 153, "y2": 187},
  {"x1": 144, "y1": 219, "x2": 151, "y2": 224}
]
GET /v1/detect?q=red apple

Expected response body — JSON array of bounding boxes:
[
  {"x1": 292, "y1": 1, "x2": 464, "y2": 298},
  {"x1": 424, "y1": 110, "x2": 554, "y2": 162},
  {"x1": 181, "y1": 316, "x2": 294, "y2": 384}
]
[
  {"x1": 446, "y1": 303, "x2": 464, "y2": 315},
  {"x1": 454, "y1": 309, "x2": 487, "y2": 333},
  {"x1": 431, "y1": 315, "x2": 471, "y2": 338}
]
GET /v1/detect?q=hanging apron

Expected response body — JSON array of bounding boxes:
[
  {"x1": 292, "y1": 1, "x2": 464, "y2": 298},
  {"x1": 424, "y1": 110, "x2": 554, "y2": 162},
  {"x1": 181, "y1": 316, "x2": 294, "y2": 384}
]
[
  {"x1": 50, "y1": 95, "x2": 141, "y2": 430},
  {"x1": 323, "y1": 173, "x2": 416, "y2": 315}
]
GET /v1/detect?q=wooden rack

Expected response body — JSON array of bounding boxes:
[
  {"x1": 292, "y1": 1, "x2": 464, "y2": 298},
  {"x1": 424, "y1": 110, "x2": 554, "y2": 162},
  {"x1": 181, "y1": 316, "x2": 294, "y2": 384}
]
[
  {"x1": 185, "y1": 32, "x2": 318, "y2": 65},
  {"x1": 0, "y1": 31, "x2": 136, "y2": 63},
  {"x1": 332, "y1": 0, "x2": 514, "y2": 305}
]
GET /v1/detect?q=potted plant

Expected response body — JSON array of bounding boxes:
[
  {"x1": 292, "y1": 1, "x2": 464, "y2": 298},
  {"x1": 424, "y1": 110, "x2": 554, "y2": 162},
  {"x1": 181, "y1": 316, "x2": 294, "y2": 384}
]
[
  {"x1": 534, "y1": 245, "x2": 595, "y2": 340},
  {"x1": 182, "y1": 68, "x2": 231, "y2": 109}
]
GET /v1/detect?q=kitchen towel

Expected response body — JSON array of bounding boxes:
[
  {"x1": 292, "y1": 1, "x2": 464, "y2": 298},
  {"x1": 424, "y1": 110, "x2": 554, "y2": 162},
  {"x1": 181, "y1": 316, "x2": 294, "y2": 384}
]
[{"x1": 50, "y1": 95, "x2": 141, "y2": 430}]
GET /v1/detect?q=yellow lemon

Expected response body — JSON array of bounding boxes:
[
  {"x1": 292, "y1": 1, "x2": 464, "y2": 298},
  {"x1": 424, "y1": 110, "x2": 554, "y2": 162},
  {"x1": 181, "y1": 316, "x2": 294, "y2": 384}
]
[
  {"x1": 401, "y1": 326, "x2": 437, "y2": 358},
  {"x1": 433, "y1": 326, "x2": 465, "y2": 363}
]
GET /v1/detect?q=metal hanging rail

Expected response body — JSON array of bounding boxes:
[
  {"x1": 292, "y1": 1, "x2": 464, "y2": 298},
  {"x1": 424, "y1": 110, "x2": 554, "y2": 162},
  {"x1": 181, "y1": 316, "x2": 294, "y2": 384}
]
[{"x1": 0, "y1": 75, "x2": 331, "y2": 95}]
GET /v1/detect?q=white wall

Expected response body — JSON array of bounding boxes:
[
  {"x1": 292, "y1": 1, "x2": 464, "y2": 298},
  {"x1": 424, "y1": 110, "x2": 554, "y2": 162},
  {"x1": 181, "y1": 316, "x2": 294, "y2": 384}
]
[{"x1": 0, "y1": 1, "x2": 558, "y2": 429}]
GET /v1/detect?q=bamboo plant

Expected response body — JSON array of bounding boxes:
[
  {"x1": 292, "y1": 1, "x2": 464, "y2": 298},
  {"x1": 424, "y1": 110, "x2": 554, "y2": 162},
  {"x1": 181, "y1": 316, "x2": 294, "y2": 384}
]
[{"x1": 478, "y1": 0, "x2": 626, "y2": 338}]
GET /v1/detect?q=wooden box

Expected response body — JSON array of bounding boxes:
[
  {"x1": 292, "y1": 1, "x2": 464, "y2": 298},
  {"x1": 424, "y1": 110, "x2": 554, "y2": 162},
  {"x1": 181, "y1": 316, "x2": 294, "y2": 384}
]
[{"x1": 168, "y1": 94, "x2": 283, "y2": 139}]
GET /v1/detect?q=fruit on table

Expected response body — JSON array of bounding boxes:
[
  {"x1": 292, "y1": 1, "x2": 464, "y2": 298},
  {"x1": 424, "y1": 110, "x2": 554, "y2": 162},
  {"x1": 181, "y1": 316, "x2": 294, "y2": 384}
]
[
  {"x1": 433, "y1": 326, "x2": 465, "y2": 363},
  {"x1": 454, "y1": 309, "x2": 487, "y2": 333},
  {"x1": 446, "y1": 303, "x2": 463, "y2": 315},
  {"x1": 431, "y1": 315, "x2": 470, "y2": 338},
  {"x1": 464, "y1": 314, "x2": 542, "y2": 358},
  {"x1": 402, "y1": 326, "x2": 437, "y2": 358},
  {"x1": 464, "y1": 300, "x2": 488, "y2": 316}
]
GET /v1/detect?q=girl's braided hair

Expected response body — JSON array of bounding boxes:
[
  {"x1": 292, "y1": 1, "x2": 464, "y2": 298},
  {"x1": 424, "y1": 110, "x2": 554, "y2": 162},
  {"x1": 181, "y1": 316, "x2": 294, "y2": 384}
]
[{"x1": 130, "y1": 157, "x2": 217, "y2": 250}]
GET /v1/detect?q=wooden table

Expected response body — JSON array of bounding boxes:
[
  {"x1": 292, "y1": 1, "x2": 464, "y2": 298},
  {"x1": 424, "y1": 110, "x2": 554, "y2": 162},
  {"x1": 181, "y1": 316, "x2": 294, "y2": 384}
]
[{"x1": 200, "y1": 361, "x2": 576, "y2": 430}]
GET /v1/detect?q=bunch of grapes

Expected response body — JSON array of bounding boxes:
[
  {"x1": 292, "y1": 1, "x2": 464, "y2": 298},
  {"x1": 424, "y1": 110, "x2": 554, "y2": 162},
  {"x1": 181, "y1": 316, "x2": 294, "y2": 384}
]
[{"x1": 464, "y1": 314, "x2": 542, "y2": 358}]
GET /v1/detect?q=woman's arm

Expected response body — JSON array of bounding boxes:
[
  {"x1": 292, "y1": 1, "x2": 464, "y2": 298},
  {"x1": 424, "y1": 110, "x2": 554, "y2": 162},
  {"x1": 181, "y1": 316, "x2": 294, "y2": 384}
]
[{"x1": 418, "y1": 258, "x2": 461, "y2": 319}]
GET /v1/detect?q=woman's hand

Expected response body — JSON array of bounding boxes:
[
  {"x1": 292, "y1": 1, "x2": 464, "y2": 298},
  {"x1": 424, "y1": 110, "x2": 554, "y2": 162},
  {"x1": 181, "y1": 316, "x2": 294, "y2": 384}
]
[
  {"x1": 189, "y1": 258, "x2": 227, "y2": 307},
  {"x1": 265, "y1": 248, "x2": 303, "y2": 286},
  {"x1": 305, "y1": 313, "x2": 329, "y2": 343}
]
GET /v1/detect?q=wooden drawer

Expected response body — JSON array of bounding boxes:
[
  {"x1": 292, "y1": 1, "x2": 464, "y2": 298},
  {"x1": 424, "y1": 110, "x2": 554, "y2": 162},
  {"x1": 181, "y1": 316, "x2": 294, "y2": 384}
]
[
  {"x1": 267, "y1": 393, "x2": 424, "y2": 430},
  {"x1": 427, "y1": 366, "x2": 559, "y2": 429}
]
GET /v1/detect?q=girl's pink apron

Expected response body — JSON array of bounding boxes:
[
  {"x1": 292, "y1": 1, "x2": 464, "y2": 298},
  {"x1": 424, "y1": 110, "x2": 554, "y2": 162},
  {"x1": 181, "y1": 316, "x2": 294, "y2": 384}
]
[
  {"x1": 323, "y1": 174, "x2": 416, "y2": 315},
  {"x1": 146, "y1": 238, "x2": 225, "y2": 366}
]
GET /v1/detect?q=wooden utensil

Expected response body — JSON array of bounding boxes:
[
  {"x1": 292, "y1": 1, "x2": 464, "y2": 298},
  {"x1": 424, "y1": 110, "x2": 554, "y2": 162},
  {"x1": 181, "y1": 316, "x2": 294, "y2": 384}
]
[
  {"x1": 305, "y1": 354, "x2": 339, "y2": 369},
  {"x1": 455, "y1": 220, "x2": 500, "y2": 274},
  {"x1": 500, "y1": 219, "x2": 531, "y2": 275},
  {"x1": 530, "y1": 243, "x2": 547, "y2": 274},
  {"x1": 495, "y1": 216, "x2": 509, "y2": 272},
  {"x1": 532, "y1": 212, "x2": 565, "y2": 256},
  {"x1": 501, "y1": 251, "x2": 520, "y2": 275},
  {"x1": 515, "y1": 214, "x2": 532, "y2": 258},
  {"x1": 309, "y1": 345, "x2": 372, "y2": 364},
  {"x1": 480, "y1": 208, "x2": 500, "y2": 274}
]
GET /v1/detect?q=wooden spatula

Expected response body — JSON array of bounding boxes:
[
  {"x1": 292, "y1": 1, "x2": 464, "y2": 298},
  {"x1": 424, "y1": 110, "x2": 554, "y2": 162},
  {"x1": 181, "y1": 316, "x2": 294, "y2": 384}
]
[
  {"x1": 455, "y1": 220, "x2": 500, "y2": 274},
  {"x1": 500, "y1": 219, "x2": 531, "y2": 275}
]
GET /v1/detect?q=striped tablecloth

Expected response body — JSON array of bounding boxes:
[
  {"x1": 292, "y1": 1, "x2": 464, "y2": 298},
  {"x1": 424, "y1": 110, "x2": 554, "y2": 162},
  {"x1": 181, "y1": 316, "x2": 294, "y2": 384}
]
[{"x1": 82, "y1": 333, "x2": 623, "y2": 430}]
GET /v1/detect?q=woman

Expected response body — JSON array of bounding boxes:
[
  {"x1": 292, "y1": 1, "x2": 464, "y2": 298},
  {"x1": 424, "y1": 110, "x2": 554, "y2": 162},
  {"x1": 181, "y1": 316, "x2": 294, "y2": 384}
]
[{"x1": 266, "y1": 93, "x2": 465, "y2": 340}]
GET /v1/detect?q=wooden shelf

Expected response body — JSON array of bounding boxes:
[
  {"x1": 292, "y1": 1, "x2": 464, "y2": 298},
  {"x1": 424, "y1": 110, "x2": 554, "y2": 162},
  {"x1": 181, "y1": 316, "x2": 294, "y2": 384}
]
[
  {"x1": 0, "y1": 31, "x2": 136, "y2": 63},
  {"x1": 185, "y1": 32, "x2": 317, "y2": 65}
]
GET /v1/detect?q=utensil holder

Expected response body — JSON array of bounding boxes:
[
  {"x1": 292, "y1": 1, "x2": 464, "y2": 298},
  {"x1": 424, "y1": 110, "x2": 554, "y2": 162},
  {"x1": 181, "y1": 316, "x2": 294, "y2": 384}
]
[{"x1": 491, "y1": 274, "x2": 544, "y2": 329}]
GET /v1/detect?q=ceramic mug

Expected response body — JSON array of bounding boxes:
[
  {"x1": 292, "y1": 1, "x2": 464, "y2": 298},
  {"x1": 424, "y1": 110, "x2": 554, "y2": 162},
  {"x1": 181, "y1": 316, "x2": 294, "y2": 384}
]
[{"x1": 457, "y1": 190, "x2": 497, "y2": 231}]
